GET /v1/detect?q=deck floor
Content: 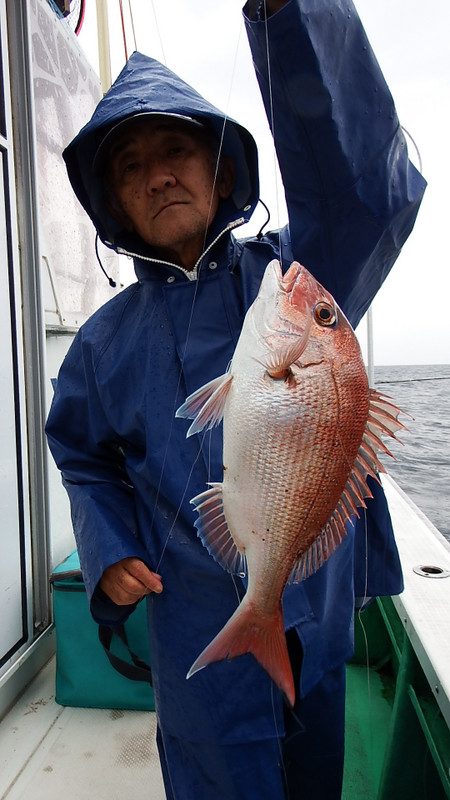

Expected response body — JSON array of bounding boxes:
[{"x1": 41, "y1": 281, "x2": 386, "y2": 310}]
[
  {"x1": 0, "y1": 658, "x2": 165, "y2": 800},
  {"x1": 2, "y1": 479, "x2": 449, "y2": 799},
  {"x1": 0, "y1": 655, "x2": 393, "y2": 800}
]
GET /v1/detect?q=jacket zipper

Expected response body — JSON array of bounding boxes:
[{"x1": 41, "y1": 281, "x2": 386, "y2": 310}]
[{"x1": 116, "y1": 217, "x2": 245, "y2": 281}]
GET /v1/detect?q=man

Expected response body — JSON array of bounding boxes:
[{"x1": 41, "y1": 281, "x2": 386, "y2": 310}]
[{"x1": 46, "y1": 1, "x2": 426, "y2": 797}]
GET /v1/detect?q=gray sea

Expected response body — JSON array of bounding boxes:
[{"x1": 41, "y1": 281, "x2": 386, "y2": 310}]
[{"x1": 374, "y1": 364, "x2": 450, "y2": 540}]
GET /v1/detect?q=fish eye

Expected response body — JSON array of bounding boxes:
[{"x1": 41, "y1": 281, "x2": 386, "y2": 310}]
[{"x1": 314, "y1": 302, "x2": 336, "y2": 327}]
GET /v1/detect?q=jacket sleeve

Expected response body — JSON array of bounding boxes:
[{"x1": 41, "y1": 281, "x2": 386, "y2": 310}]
[
  {"x1": 244, "y1": 0, "x2": 426, "y2": 327},
  {"x1": 46, "y1": 329, "x2": 150, "y2": 624}
]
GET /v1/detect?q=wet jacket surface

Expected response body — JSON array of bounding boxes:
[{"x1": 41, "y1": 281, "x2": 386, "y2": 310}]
[{"x1": 46, "y1": 0, "x2": 426, "y2": 745}]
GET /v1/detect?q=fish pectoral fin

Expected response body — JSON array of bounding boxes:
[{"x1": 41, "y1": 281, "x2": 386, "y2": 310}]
[
  {"x1": 262, "y1": 333, "x2": 311, "y2": 380},
  {"x1": 175, "y1": 372, "x2": 233, "y2": 437},
  {"x1": 190, "y1": 483, "x2": 247, "y2": 576}
]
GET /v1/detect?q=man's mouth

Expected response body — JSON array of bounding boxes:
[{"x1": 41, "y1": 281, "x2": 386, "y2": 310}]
[{"x1": 154, "y1": 201, "x2": 188, "y2": 219}]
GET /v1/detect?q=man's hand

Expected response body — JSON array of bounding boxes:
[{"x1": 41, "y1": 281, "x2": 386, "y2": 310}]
[{"x1": 99, "y1": 557, "x2": 163, "y2": 605}]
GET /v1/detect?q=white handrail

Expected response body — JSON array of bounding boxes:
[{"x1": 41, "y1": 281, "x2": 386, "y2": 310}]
[{"x1": 96, "y1": 0, "x2": 112, "y2": 94}]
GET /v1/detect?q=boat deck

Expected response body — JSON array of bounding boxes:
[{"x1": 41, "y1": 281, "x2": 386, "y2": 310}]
[
  {"x1": 0, "y1": 654, "x2": 387, "y2": 800},
  {"x1": 0, "y1": 658, "x2": 165, "y2": 800},
  {"x1": 1, "y1": 477, "x2": 450, "y2": 800}
]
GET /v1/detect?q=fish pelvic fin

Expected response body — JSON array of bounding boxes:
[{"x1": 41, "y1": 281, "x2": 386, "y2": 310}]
[
  {"x1": 288, "y1": 390, "x2": 407, "y2": 584},
  {"x1": 190, "y1": 483, "x2": 247, "y2": 576},
  {"x1": 175, "y1": 372, "x2": 233, "y2": 437},
  {"x1": 187, "y1": 599, "x2": 295, "y2": 707}
]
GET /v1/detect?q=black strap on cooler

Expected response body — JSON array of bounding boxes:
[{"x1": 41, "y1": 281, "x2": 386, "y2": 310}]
[{"x1": 98, "y1": 624, "x2": 153, "y2": 685}]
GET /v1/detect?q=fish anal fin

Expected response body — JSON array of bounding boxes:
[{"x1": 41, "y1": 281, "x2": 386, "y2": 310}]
[
  {"x1": 187, "y1": 599, "x2": 295, "y2": 707},
  {"x1": 190, "y1": 483, "x2": 247, "y2": 576},
  {"x1": 288, "y1": 510, "x2": 351, "y2": 585},
  {"x1": 176, "y1": 373, "x2": 233, "y2": 436}
]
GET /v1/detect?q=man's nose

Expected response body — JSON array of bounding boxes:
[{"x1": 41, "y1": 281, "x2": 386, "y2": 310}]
[{"x1": 145, "y1": 163, "x2": 176, "y2": 193}]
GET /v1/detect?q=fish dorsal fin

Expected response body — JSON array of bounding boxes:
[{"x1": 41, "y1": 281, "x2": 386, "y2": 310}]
[
  {"x1": 190, "y1": 483, "x2": 247, "y2": 576},
  {"x1": 288, "y1": 390, "x2": 404, "y2": 584},
  {"x1": 175, "y1": 372, "x2": 233, "y2": 437}
]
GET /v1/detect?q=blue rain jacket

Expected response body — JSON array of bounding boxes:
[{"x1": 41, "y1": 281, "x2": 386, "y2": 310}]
[{"x1": 47, "y1": 0, "x2": 425, "y2": 747}]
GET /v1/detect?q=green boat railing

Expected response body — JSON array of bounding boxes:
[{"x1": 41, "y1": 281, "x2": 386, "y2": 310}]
[{"x1": 343, "y1": 596, "x2": 450, "y2": 799}]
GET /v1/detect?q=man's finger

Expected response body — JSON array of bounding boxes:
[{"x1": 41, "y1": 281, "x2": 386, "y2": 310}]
[
  {"x1": 124, "y1": 559, "x2": 163, "y2": 593},
  {"x1": 100, "y1": 558, "x2": 163, "y2": 604}
]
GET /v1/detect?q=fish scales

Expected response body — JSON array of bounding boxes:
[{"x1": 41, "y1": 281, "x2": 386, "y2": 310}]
[
  {"x1": 224, "y1": 370, "x2": 330, "y2": 556},
  {"x1": 176, "y1": 260, "x2": 403, "y2": 705}
]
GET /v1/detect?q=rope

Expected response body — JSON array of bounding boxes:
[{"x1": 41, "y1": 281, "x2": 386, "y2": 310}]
[
  {"x1": 75, "y1": 0, "x2": 86, "y2": 35},
  {"x1": 118, "y1": 0, "x2": 128, "y2": 61}
]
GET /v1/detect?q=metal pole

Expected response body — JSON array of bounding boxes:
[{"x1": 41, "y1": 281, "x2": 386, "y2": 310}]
[
  {"x1": 96, "y1": 0, "x2": 112, "y2": 94},
  {"x1": 6, "y1": 0, "x2": 51, "y2": 632},
  {"x1": 367, "y1": 306, "x2": 375, "y2": 387}
]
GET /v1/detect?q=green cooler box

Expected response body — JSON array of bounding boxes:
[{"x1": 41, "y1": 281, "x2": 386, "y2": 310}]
[{"x1": 51, "y1": 550, "x2": 155, "y2": 711}]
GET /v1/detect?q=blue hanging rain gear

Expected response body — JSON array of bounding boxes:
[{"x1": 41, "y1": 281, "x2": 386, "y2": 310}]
[{"x1": 47, "y1": 1, "x2": 426, "y2": 796}]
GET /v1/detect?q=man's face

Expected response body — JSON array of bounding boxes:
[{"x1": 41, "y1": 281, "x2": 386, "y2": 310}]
[{"x1": 107, "y1": 119, "x2": 233, "y2": 269}]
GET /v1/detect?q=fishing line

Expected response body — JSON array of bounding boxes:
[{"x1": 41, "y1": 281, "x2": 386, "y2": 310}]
[
  {"x1": 356, "y1": 507, "x2": 375, "y2": 777},
  {"x1": 401, "y1": 125, "x2": 423, "y2": 175},
  {"x1": 149, "y1": 15, "x2": 246, "y2": 570},
  {"x1": 149, "y1": 0, "x2": 168, "y2": 66},
  {"x1": 377, "y1": 376, "x2": 450, "y2": 384},
  {"x1": 229, "y1": 574, "x2": 242, "y2": 605},
  {"x1": 270, "y1": 682, "x2": 291, "y2": 798},
  {"x1": 154, "y1": 432, "x2": 209, "y2": 574},
  {"x1": 199, "y1": 19, "x2": 244, "y2": 263},
  {"x1": 263, "y1": 0, "x2": 283, "y2": 262},
  {"x1": 139, "y1": 10, "x2": 292, "y2": 777},
  {"x1": 334, "y1": 428, "x2": 375, "y2": 772},
  {"x1": 207, "y1": 428, "x2": 212, "y2": 482},
  {"x1": 261, "y1": 0, "x2": 298, "y2": 771},
  {"x1": 127, "y1": 0, "x2": 137, "y2": 52}
]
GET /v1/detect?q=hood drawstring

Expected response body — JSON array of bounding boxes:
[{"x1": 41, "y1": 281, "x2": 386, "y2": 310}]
[
  {"x1": 256, "y1": 199, "x2": 271, "y2": 239},
  {"x1": 95, "y1": 234, "x2": 117, "y2": 288}
]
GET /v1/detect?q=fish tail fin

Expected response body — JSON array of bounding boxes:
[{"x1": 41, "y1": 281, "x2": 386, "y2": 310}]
[{"x1": 187, "y1": 600, "x2": 295, "y2": 707}]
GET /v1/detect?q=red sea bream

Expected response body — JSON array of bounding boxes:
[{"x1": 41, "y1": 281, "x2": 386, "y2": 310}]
[{"x1": 176, "y1": 260, "x2": 403, "y2": 705}]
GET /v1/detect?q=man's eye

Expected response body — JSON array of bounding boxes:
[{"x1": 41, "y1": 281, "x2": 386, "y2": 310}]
[
  {"x1": 168, "y1": 146, "x2": 184, "y2": 157},
  {"x1": 123, "y1": 161, "x2": 139, "y2": 174}
]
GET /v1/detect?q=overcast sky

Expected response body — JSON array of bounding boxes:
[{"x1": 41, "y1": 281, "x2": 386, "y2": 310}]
[{"x1": 79, "y1": 0, "x2": 450, "y2": 366}]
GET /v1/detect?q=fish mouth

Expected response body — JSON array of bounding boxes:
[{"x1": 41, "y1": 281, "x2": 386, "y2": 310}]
[
  {"x1": 280, "y1": 261, "x2": 302, "y2": 293},
  {"x1": 256, "y1": 261, "x2": 331, "y2": 377}
]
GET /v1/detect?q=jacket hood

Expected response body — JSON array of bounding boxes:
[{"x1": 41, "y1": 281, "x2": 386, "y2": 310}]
[{"x1": 63, "y1": 52, "x2": 260, "y2": 259}]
